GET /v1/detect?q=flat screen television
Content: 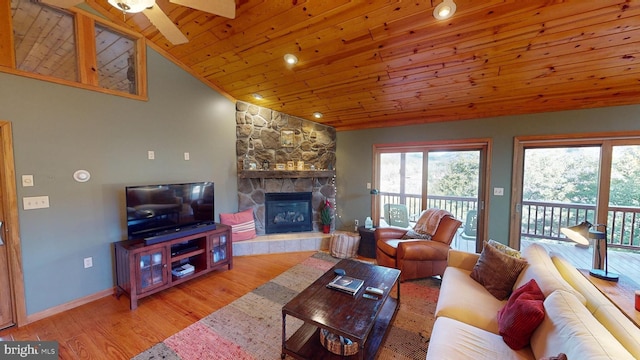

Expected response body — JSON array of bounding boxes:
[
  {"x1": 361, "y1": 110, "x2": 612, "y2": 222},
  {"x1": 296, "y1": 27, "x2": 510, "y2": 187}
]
[{"x1": 125, "y1": 182, "x2": 215, "y2": 240}]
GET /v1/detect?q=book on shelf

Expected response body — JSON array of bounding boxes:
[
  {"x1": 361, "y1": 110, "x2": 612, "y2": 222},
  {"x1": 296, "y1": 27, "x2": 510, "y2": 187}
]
[
  {"x1": 172, "y1": 263, "x2": 195, "y2": 277},
  {"x1": 326, "y1": 275, "x2": 364, "y2": 296}
]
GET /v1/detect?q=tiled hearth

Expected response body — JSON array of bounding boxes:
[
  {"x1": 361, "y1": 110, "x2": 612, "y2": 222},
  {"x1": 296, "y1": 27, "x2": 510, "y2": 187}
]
[{"x1": 232, "y1": 231, "x2": 358, "y2": 256}]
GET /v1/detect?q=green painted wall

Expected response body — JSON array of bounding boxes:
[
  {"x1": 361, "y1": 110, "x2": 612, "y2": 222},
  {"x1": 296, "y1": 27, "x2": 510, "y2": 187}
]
[
  {"x1": 0, "y1": 48, "x2": 237, "y2": 315},
  {"x1": 3, "y1": 38, "x2": 640, "y2": 317},
  {"x1": 335, "y1": 106, "x2": 640, "y2": 244}
]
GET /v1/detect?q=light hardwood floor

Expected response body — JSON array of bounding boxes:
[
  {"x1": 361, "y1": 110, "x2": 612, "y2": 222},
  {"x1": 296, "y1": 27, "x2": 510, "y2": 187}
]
[{"x1": 0, "y1": 251, "x2": 316, "y2": 359}]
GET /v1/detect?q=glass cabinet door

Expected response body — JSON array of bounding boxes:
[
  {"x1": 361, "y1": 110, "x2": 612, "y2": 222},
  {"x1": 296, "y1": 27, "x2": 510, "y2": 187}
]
[
  {"x1": 210, "y1": 233, "x2": 228, "y2": 264},
  {"x1": 136, "y1": 248, "x2": 167, "y2": 293}
]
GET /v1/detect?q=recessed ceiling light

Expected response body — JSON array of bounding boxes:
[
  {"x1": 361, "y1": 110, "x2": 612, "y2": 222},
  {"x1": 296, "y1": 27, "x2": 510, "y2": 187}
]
[
  {"x1": 433, "y1": 0, "x2": 456, "y2": 20},
  {"x1": 313, "y1": 112, "x2": 323, "y2": 119},
  {"x1": 252, "y1": 93, "x2": 263, "y2": 100},
  {"x1": 284, "y1": 54, "x2": 298, "y2": 65}
]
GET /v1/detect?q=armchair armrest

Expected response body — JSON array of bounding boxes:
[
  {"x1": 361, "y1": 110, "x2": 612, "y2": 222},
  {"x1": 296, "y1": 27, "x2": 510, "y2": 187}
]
[
  {"x1": 447, "y1": 249, "x2": 480, "y2": 271},
  {"x1": 374, "y1": 227, "x2": 408, "y2": 241}
]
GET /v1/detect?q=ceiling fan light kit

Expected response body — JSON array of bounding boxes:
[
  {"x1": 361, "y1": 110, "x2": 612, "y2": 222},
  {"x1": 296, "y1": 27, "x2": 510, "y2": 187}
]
[
  {"x1": 433, "y1": 0, "x2": 456, "y2": 20},
  {"x1": 108, "y1": 0, "x2": 155, "y2": 13}
]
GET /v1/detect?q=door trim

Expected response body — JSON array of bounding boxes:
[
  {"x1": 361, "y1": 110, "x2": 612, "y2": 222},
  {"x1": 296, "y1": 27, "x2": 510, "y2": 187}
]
[{"x1": 0, "y1": 121, "x2": 26, "y2": 327}]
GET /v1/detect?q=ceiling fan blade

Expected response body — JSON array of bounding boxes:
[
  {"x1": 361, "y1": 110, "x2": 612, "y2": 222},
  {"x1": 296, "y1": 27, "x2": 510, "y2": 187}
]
[
  {"x1": 170, "y1": 0, "x2": 236, "y2": 19},
  {"x1": 143, "y1": 6, "x2": 189, "y2": 45},
  {"x1": 39, "y1": 0, "x2": 84, "y2": 8}
]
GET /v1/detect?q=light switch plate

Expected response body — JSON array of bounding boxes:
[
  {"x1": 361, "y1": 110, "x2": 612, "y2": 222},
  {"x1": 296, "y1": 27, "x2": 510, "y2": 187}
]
[
  {"x1": 22, "y1": 175, "x2": 34, "y2": 187},
  {"x1": 494, "y1": 187, "x2": 504, "y2": 196}
]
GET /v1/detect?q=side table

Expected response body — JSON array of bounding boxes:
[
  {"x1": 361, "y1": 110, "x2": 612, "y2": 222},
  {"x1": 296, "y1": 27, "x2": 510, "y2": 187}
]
[{"x1": 357, "y1": 226, "x2": 376, "y2": 258}]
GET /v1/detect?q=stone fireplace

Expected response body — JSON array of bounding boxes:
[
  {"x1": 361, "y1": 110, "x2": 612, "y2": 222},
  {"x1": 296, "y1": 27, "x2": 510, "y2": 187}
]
[{"x1": 235, "y1": 102, "x2": 336, "y2": 235}]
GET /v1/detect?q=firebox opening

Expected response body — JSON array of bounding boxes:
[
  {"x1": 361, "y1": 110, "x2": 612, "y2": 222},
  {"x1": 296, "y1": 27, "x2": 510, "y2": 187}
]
[{"x1": 265, "y1": 192, "x2": 313, "y2": 234}]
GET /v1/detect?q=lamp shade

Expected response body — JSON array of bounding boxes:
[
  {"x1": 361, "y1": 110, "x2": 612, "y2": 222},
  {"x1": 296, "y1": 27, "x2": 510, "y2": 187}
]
[{"x1": 560, "y1": 221, "x2": 591, "y2": 245}]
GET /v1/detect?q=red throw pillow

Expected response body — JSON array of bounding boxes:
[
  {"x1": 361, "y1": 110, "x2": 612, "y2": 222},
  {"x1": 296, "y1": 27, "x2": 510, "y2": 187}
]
[
  {"x1": 219, "y1": 208, "x2": 256, "y2": 241},
  {"x1": 497, "y1": 279, "x2": 545, "y2": 350}
]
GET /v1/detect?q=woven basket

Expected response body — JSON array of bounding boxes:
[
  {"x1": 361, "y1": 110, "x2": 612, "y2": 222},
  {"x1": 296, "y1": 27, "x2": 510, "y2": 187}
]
[{"x1": 319, "y1": 328, "x2": 359, "y2": 356}]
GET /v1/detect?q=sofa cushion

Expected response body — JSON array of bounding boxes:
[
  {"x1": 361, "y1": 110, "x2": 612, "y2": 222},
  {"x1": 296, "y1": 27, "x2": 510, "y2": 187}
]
[
  {"x1": 497, "y1": 279, "x2": 545, "y2": 350},
  {"x1": 514, "y1": 244, "x2": 586, "y2": 305},
  {"x1": 219, "y1": 208, "x2": 256, "y2": 241},
  {"x1": 436, "y1": 267, "x2": 506, "y2": 334},
  {"x1": 592, "y1": 304, "x2": 640, "y2": 359},
  {"x1": 530, "y1": 290, "x2": 635, "y2": 360},
  {"x1": 471, "y1": 242, "x2": 528, "y2": 300},
  {"x1": 552, "y1": 255, "x2": 640, "y2": 359},
  {"x1": 550, "y1": 254, "x2": 609, "y2": 312},
  {"x1": 426, "y1": 317, "x2": 535, "y2": 360}
]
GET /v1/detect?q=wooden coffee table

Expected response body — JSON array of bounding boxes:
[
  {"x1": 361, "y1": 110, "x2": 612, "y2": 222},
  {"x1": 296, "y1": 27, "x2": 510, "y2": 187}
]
[{"x1": 281, "y1": 259, "x2": 401, "y2": 359}]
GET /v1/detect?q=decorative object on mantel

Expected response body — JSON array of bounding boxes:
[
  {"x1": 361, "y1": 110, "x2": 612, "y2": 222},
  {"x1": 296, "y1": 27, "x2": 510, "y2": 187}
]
[
  {"x1": 280, "y1": 129, "x2": 294, "y2": 147},
  {"x1": 262, "y1": 160, "x2": 270, "y2": 170},
  {"x1": 321, "y1": 199, "x2": 333, "y2": 233},
  {"x1": 276, "y1": 163, "x2": 285, "y2": 170}
]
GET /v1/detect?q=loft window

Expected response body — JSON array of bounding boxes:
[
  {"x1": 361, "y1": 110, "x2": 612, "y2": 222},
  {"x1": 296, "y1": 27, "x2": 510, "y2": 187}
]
[
  {"x1": 5, "y1": 0, "x2": 146, "y2": 99},
  {"x1": 95, "y1": 24, "x2": 137, "y2": 94},
  {"x1": 11, "y1": 0, "x2": 78, "y2": 82}
]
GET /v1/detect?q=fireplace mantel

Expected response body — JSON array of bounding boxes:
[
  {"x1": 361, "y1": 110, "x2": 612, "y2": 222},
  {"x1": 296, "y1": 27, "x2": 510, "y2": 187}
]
[{"x1": 239, "y1": 170, "x2": 335, "y2": 179}]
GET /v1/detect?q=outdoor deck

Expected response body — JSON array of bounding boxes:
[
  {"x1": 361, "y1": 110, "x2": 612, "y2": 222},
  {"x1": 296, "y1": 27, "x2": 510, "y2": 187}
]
[{"x1": 451, "y1": 234, "x2": 640, "y2": 278}]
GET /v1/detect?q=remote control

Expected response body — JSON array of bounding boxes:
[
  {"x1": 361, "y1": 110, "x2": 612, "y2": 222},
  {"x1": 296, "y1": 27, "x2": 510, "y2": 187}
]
[
  {"x1": 363, "y1": 293, "x2": 378, "y2": 300},
  {"x1": 365, "y1": 287, "x2": 383, "y2": 296}
]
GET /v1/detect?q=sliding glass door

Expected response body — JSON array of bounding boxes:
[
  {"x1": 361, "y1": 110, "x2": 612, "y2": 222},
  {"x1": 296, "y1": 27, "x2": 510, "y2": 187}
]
[
  {"x1": 374, "y1": 140, "x2": 490, "y2": 252},
  {"x1": 512, "y1": 136, "x2": 640, "y2": 270}
]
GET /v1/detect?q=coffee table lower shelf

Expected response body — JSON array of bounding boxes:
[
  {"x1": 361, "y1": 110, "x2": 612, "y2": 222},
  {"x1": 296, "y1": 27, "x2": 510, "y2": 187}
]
[{"x1": 282, "y1": 297, "x2": 399, "y2": 359}]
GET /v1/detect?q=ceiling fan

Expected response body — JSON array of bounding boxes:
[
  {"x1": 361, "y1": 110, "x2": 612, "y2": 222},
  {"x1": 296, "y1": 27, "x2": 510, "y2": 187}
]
[{"x1": 41, "y1": 0, "x2": 236, "y2": 45}]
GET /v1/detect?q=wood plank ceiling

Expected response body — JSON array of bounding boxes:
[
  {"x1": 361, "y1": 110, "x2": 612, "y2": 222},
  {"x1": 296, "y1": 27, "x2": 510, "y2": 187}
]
[{"x1": 82, "y1": 0, "x2": 640, "y2": 131}]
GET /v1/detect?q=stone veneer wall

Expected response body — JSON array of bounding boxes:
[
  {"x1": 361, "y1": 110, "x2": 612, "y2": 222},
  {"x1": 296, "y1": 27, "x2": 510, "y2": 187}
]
[{"x1": 236, "y1": 101, "x2": 337, "y2": 235}]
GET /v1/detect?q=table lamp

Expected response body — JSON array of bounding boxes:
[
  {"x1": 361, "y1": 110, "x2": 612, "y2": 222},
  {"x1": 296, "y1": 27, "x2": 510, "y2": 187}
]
[{"x1": 560, "y1": 221, "x2": 619, "y2": 282}]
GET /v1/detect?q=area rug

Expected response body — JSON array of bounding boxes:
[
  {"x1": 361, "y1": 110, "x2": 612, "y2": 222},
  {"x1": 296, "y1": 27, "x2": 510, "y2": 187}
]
[{"x1": 133, "y1": 252, "x2": 440, "y2": 360}]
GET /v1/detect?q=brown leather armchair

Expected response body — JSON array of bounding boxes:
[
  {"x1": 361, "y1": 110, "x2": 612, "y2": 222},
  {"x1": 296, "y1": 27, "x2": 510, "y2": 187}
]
[{"x1": 375, "y1": 215, "x2": 462, "y2": 282}]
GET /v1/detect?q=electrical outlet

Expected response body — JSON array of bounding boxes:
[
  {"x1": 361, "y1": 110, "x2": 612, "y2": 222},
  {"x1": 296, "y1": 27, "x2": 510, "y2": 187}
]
[
  {"x1": 148, "y1": 150, "x2": 155, "y2": 160},
  {"x1": 184, "y1": 152, "x2": 190, "y2": 161},
  {"x1": 84, "y1": 257, "x2": 93, "y2": 269},
  {"x1": 23, "y1": 196, "x2": 50, "y2": 210}
]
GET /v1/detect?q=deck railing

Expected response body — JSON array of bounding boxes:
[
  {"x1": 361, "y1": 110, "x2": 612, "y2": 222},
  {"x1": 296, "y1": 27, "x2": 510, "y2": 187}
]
[
  {"x1": 378, "y1": 193, "x2": 476, "y2": 225},
  {"x1": 520, "y1": 201, "x2": 640, "y2": 249},
  {"x1": 378, "y1": 193, "x2": 640, "y2": 250}
]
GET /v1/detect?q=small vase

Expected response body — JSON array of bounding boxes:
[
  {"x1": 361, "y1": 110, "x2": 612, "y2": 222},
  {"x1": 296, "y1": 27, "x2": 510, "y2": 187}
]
[{"x1": 323, "y1": 224, "x2": 330, "y2": 234}]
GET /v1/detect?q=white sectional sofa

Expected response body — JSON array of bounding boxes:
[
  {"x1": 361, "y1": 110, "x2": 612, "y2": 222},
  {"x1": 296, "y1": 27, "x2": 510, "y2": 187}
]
[{"x1": 426, "y1": 243, "x2": 640, "y2": 360}]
